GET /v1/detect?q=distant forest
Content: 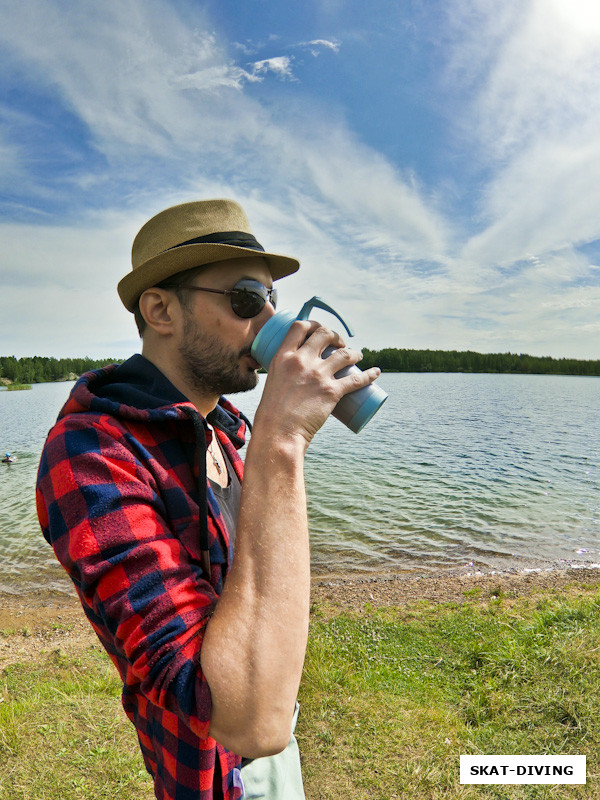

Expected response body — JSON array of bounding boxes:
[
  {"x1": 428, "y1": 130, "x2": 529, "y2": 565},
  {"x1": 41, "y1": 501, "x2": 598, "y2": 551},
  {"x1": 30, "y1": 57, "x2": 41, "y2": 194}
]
[
  {"x1": 359, "y1": 348, "x2": 600, "y2": 376},
  {"x1": 1, "y1": 350, "x2": 599, "y2": 385},
  {"x1": 0, "y1": 356, "x2": 121, "y2": 385}
]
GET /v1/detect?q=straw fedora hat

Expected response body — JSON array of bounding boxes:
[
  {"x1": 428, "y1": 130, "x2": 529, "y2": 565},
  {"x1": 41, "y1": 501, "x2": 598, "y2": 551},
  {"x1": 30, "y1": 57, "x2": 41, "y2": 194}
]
[{"x1": 118, "y1": 199, "x2": 300, "y2": 311}]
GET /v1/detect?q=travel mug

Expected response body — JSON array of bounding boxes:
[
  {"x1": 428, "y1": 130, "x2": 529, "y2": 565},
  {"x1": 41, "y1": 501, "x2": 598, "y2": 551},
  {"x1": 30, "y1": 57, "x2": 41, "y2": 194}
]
[{"x1": 250, "y1": 296, "x2": 387, "y2": 433}]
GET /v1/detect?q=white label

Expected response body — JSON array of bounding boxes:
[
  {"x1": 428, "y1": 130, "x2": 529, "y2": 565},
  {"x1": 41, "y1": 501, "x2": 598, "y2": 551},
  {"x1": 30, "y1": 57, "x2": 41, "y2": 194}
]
[{"x1": 460, "y1": 755, "x2": 586, "y2": 784}]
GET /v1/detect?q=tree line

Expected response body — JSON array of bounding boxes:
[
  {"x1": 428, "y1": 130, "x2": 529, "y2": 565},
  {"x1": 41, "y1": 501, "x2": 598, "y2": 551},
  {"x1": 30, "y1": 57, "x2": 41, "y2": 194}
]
[
  {"x1": 359, "y1": 348, "x2": 600, "y2": 376},
  {"x1": 1, "y1": 350, "x2": 599, "y2": 385},
  {"x1": 0, "y1": 356, "x2": 122, "y2": 385}
]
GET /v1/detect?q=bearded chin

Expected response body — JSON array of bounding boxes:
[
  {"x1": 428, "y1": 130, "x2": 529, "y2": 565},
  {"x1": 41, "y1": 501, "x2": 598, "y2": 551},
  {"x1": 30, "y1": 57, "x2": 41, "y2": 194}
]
[{"x1": 178, "y1": 325, "x2": 259, "y2": 398}]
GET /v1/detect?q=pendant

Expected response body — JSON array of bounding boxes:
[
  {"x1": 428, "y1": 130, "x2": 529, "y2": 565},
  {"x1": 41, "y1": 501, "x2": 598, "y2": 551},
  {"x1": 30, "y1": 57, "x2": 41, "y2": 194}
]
[{"x1": 209, "y1": 444, "x2": 222, "y2": 475}]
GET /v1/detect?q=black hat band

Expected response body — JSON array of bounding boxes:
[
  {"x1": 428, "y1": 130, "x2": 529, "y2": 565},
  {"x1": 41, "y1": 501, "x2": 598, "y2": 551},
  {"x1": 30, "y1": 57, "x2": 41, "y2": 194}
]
[{"x1": 167, "y1": 230, "x2": 265, "y2": 253}]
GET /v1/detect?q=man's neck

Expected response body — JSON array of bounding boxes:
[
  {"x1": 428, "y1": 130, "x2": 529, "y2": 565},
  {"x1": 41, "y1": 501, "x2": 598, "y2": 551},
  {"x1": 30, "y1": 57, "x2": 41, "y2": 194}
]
[{"x1": 141, "y1": 345, "x2": 219, "y2": 418}]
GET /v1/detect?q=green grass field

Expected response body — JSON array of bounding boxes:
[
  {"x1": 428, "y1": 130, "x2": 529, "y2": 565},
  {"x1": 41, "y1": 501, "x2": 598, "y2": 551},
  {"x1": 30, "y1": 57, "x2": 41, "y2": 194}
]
[
  {"x1": 298, "y1": 586, "x2": 600, "y2": 799},
  {"x1": 1, "y1": 585, "x2": 599, "y2": 799}
]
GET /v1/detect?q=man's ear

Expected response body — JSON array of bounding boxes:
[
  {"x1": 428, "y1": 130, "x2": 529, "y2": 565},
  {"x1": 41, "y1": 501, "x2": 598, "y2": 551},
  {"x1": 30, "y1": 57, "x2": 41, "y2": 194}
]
[{"x1": 138, "y1": 288, "x2": 179, "y2": 336}]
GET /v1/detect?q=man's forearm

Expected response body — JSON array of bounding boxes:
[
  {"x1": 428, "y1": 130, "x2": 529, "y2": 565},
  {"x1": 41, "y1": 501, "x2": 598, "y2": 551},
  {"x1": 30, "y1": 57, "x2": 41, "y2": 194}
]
[
  {"x1": 201, "y1": 428, "x2": 311, "y2": 758},
  {"x1": 201, "y1": 320, "x2": 381, "y2": 757}
]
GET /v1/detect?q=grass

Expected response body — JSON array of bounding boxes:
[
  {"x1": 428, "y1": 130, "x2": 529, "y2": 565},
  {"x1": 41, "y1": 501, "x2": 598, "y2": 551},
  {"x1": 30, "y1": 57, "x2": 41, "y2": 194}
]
[
  {"x1": 1, "y1": 586, "x2": 599, "y2": 799},
  {"x1": 297, "y1": 586, "x2": 600, "y2": 799},
  {"x1": 5, "y1": 384, "x2": 32, "y2": 391},
  {"x1": 0, "y1": 646, "x2": 154, "y2": 800}
]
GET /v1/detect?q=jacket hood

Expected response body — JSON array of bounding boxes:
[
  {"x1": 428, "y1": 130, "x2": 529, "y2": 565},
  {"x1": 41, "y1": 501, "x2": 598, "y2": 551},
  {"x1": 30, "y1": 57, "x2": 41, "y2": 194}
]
[{"x1": 58, "y1": 354, "x2": 249, "y2": 448}]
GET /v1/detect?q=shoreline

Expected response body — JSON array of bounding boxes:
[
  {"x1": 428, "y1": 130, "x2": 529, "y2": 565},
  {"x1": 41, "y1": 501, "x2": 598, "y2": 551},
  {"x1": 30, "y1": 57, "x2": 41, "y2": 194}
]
[
  {"x1": 2, "y1": 564, "x2": 599, "y2": 614},
  {"x1": 1, "y1": 567, "x2": 599, "y2": 669},
  {"x1": 311, "y1": 564, "x2": 600, "y2": 611}
]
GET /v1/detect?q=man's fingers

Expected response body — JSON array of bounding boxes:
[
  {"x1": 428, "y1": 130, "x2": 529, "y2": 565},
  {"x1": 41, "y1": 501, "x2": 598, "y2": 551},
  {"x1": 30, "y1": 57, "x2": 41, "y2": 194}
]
[
  {"x1": 282, "y1": 320, "x2": 347, "y2": 354},
  {"x1": 335, "y1": 365, "x2": 382, "y2": 396}
]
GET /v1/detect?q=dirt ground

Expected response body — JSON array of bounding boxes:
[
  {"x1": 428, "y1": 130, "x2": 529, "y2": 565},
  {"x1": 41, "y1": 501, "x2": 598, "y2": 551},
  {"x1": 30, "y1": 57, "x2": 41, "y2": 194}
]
[
  {"x1": 0, "y1": 588, "x2": 96, "y2": 669},
  {"x1": 311, "y1": 566, "x2": 600, "y2": 611},
  {"x1": 1, "y1": 567, "x2": 599, "y2": 670}
]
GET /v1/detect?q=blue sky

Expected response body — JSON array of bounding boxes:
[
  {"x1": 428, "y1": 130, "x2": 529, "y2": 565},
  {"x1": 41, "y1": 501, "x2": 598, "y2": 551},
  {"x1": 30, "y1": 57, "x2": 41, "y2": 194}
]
[{"x1": 1, "y1": 0, "x2": 600, "y2": 359}]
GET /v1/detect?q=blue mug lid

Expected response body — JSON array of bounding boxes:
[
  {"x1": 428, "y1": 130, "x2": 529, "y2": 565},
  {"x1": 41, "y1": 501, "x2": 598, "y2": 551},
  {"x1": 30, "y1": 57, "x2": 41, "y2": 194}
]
[
  {"x1": 250, "y1": 310, "x2": 297, "y2": 368},
  {"x1": 251, "y1": 297, "x2": 355, "y2": 369}
]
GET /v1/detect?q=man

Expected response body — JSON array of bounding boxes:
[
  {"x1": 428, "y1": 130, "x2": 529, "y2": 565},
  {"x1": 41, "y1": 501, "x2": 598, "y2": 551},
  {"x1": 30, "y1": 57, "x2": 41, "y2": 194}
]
[{"x1": 36, "y1": 199, "x2": 381, "y2": 800}]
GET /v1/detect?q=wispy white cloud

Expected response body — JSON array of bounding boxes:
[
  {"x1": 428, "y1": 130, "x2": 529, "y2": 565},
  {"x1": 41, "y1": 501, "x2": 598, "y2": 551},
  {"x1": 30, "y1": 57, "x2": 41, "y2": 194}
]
[
  {"x1": 0, "y1": 136, "x2": 24, "y2": 192},
  {"x1": 0, "y1": 0, "x2": 445, "y2": 241},
  {"x1": 471, "y1": 0, "x2": 600, "y2": 160},
  {"x1": 0, "y1": 0, "x2": 450, "y2": 357},
  {"x1": 250, "y1": 56, "x2": 294, "y2": 80},
  {"x1": 298, "y1": 38, "x2": 341, "y2": 56},
  {"x1": 437, "y1": 0, "x2": 600, "y2": 345},
  {"x1": 0, "y1": 213, "x2": 143, "y2": 356},
  {"x1": 233, "y1": 40, "x2": 258, "y2": 56},
  {"x1": 298, "y1": 125, "x2": 450, "y2": 265},
  {"x1": 1, "y1": 0, "x2": 599, "y2": 359},
  {"x1": 439, "y1": 246, "x2": 600, "y2": 355},
  {"x1": 171, "y1": 62, "x2": 262, "y2": 91},
  {"x1": 0, "y1": 0, "x2": 269, "y2": 163},
  {"x1": 461, "y1": 132, "x2": 600, "y2": 267}
]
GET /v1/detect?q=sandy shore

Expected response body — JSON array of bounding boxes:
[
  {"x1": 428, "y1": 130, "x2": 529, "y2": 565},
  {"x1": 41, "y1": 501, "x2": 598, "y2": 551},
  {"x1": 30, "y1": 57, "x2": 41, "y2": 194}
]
[
  {"x1": 311, "y1": 566, "x2": 600, "y2": 610},
  {"x1": 1, "y1": 567, "x2": 599, "y2": 669}
]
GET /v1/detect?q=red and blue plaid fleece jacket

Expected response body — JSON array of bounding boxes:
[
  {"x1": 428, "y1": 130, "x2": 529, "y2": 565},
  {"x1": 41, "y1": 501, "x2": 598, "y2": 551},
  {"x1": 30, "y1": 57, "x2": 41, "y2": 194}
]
[{"x1": 36, "y1": 355, "x2": 249, "y2": 800}]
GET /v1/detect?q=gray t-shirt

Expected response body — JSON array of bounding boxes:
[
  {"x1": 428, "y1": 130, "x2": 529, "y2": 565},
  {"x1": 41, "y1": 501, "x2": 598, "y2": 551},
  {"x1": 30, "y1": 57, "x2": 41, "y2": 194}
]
[{"x1": 208, "y1": 445, "x2": 242, "y2": 548}]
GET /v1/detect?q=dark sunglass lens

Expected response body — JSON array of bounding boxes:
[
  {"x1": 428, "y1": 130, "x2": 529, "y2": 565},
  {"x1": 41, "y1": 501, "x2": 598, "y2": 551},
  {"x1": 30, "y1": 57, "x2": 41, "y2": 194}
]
[
  {"x1": 230, "y1": 280, "x2": 277, "y2": 318},
  {"x1": 231, "y1": 288, "x2": 265, "y2": 318}
]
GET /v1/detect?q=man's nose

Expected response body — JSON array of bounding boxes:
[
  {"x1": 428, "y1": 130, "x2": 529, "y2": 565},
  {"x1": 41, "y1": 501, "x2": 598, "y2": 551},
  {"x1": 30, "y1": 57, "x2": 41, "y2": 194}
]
[{"x1": 257, "y1": 298, "x2": 276, "y2": 328}]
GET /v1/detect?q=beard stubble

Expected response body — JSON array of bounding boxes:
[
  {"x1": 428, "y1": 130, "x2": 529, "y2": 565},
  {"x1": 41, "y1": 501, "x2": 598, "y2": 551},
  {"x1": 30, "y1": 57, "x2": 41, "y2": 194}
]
[{"x1": 178, "y1": 313, "x2": 259, "y2": 398}]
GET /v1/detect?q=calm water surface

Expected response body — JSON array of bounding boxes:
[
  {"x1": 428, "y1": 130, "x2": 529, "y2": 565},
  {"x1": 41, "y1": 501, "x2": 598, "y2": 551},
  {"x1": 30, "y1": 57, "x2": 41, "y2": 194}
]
[{"x1": 0, "y1": 373, "x2": 598, "y2": 594}]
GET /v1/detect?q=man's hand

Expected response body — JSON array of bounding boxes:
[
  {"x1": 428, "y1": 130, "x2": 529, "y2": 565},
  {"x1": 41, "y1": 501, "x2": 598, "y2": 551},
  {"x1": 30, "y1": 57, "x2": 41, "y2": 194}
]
[{"x1": 255, "y1": 320, "x2": 381, "y2": 447}]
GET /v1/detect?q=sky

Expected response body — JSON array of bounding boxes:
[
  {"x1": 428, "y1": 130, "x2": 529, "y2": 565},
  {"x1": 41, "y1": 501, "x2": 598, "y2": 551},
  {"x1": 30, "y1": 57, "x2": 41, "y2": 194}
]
[{"x1": 1, "y1": 0, "x2": 600, "y2": 360}]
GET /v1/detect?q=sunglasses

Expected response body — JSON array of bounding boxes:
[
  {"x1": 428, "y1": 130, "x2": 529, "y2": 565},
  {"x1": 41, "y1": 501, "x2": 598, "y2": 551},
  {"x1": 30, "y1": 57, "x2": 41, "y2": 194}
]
[{"x1": 162, "y1": 278, "x2": 278, "y2": 319}]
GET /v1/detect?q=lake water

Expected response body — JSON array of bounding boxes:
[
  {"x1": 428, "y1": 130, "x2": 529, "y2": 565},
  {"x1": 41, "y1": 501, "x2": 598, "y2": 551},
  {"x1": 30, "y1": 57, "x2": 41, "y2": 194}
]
[{"x1": 0, "y1": 372, "x2": 599, "y2": 595}]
